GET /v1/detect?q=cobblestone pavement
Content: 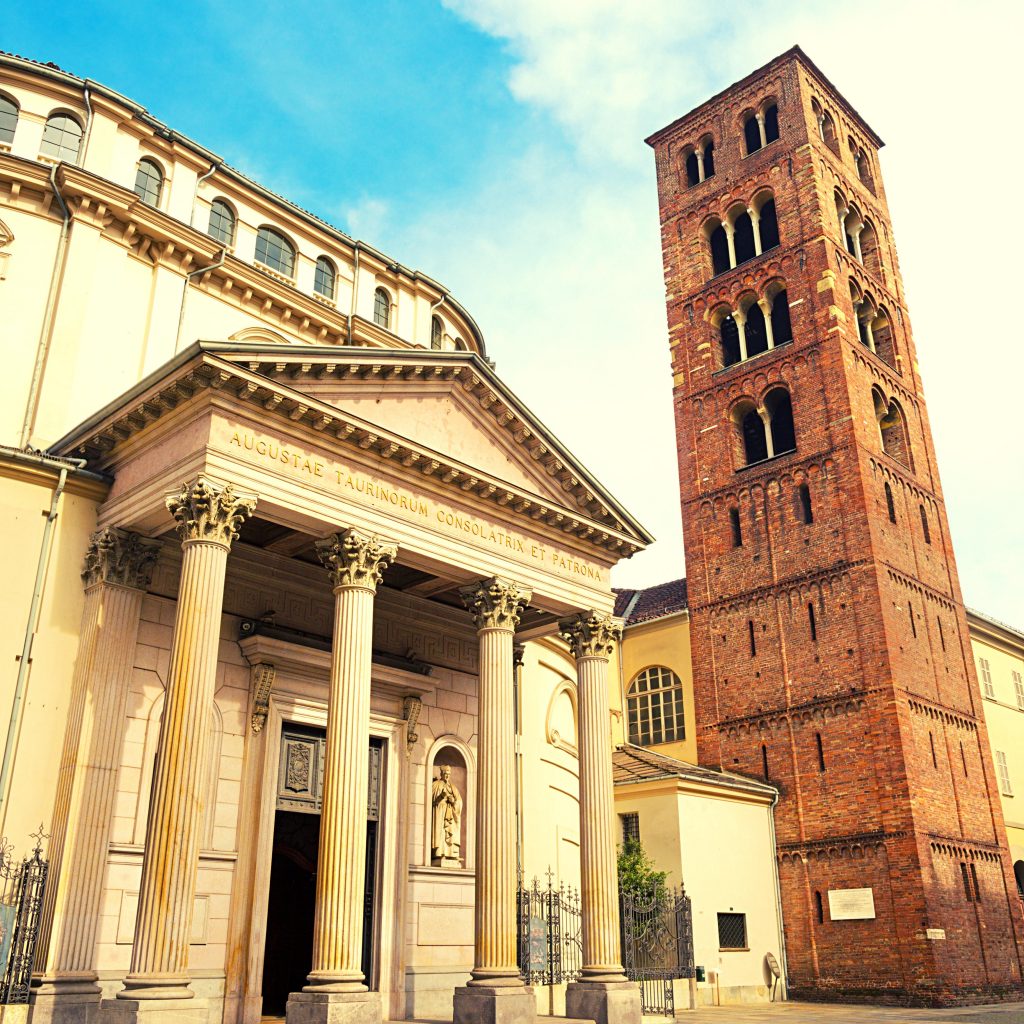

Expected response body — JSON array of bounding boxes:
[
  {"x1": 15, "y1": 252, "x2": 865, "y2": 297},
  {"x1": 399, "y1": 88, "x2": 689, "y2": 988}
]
[{"x1": 655, "y1": 1002, "x2": 1024, "y2": 1024}]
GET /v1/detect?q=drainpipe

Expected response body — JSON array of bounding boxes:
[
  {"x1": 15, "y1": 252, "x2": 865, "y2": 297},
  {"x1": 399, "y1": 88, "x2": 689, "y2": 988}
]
[
  {"x1": 0, "y1": 449, "x2": 88, "y2": 833},
  {"x1": 767, "y1": 788, "x2": 789, "y2": 1001},
  {"x1": 80, "y1": 86, "x2": 93, "y2": 165},
  {"x1": 190, "y1": 161, "x2": 219, "y2": 228},
  {"x1": 175, "y1": 248, "x2": 226, "y2": 353},
  {"x1": 347, "y1": 244, "x2": 360, "y2": 344},
  {"x1": 20, "y1": 165, "x2": 72, "y2": 448}
]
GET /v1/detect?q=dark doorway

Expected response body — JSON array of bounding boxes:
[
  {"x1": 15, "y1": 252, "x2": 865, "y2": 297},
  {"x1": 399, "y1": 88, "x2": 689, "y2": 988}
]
[{"x1": 260, "y1": 728, "x2": 384, "y2": 1017}]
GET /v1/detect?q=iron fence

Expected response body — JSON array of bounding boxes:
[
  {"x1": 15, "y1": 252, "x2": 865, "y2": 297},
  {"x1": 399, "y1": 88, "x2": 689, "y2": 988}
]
[
  {"x1": 516, "y1": 872, "x2": 582, "y2": 986},
  {"x1": 0, "y1": 831, "x2": 49, "y2": 1005}
]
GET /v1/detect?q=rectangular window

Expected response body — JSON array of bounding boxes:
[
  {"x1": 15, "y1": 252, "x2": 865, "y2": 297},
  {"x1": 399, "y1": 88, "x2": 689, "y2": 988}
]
[
  {"x1": 1014, "y1": 671, "x2": 1024, "y2": 710},
  {"x1": 621, "y1": 812, "x2": 640, "y2": 847},
  {"x1": 717, "y1": 912, "x2": 748, "y2": 950},
  {"x1": 996, "y1": 750, "x2": 1013, "y2": 796},
  {"x1": 979, "y1": 658, "x2": 994, "y2": 698}
]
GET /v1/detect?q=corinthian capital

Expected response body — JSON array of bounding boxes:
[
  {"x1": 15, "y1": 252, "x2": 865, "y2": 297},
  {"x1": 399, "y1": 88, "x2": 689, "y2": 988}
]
[
  {"x1": 81, "y1": 527, "x2": 162, "y2": 590},
  {"x1": 315, "y1": 528, "x2": 398, "y2": 591},
  {"x1": 459, "y1": 577, "x2": 532, "y2": 632},
  {"x1": 559, "y1": 611, "x2": 622, "y2": 661},
  {"x1": 166, "y1": 478, "x2": 256, "y2": 548}
]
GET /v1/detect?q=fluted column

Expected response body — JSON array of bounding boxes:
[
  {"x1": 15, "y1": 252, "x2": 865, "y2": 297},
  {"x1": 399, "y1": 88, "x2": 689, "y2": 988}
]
[
  {"x1": 561, "y1": 612, "x2": 640, "y2": 1024},
  {"x1": 453, "y1": 578, "x2": 535, "y2": 1024},
  {"x1": 118, "y1": 480, "x2": 255, "y2": 1007},
  {"x1": 32, "y1": 529, "x2": 161, "y2": 1024}
]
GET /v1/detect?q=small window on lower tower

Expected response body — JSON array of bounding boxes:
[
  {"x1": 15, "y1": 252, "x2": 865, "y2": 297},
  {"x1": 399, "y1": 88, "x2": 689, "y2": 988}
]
[
  {"x1": 885, "y1": 482, "x2": 897, "y2": 523},
  {"x1": 717, "y1": 912, "x2": 748, "y2": 950},
  {"x1": 620, "y1": 812, "x2": 640, "y2": 847},
  {"x1": 798, "y1": 484, "x2": 813, "y2": 524},
  {"x1": 729, "y1": 507, "x2": 742, "y2": 547}
]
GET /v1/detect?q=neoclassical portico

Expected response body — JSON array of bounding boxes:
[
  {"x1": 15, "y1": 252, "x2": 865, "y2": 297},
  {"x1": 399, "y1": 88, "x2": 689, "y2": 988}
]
[{"x1": 40, "y1": 341, "x2": 651, "y2": 1024}]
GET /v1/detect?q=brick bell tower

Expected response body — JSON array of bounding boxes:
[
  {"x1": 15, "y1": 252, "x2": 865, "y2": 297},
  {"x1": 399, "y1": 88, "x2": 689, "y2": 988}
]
[{"x1": 646, "y1": 47, "x2": 1024, "y2": 1003}]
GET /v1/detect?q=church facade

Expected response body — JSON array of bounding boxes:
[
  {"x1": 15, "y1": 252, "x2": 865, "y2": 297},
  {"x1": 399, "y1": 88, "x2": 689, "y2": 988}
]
[{"x1": 0, "y1": 53, "x2": 649, "y2": 1024}]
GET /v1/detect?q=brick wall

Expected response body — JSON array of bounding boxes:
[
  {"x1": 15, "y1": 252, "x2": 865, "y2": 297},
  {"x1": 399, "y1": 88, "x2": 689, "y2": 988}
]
[{"x1": 648, "y1": 47, "x2": 1024, "y2": 1003}]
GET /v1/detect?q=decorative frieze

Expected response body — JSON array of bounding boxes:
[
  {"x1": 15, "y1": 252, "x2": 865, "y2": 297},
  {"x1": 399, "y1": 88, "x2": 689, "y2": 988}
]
[
  {"x1": 559, "y1": 611, "x2": 622, "y2": 661},
  {"x1": 459, "y1": 577, "x2": 531, "y2": 632},
  {"x1": 81, "y1": 527, "x2": 161, "y2": 590},
  {"x1": 166, "y1": 477, "x2": 257, "y2": 547},
  {"x1": 315, "y1": 528, "x2": 398, "y2": 592}
]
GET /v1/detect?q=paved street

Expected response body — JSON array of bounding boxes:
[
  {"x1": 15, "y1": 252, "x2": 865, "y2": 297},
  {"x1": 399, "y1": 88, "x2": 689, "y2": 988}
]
[{"x1": 648, "y1": 1002, "x2": 1024, "y2": 1024}]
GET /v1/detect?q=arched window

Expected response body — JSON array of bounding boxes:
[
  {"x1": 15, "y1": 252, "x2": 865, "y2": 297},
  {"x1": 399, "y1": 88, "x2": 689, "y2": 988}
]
[
  {"x1": 255, "y1": 226, "x2": 295, "y2": 277},
  {"x1": 884, "y1": 481, "x2": 897, "y2": 523},
  {"x1": 708, "y1": 220, "x2": 730, "y2": 275},
  {"x1": 855, "y1": 148, "x2": 875, "y2": 192},
  {"x1": 373, "y1": 287, "x2": 391, "y2": 328},
  {"x1": 39, "y1": 112, "x2": 82, "y2": 162},
  {"x1": 763, "y1": 103, "x2": 779, "y2": 143},
  {"x1": 685, "y1": 149, "x2": 700, "y2": 187},
  {"x1": 133, "y1": 158, "x2": 163, "y2": 206},
  {"x1": 0, "y1": 95, "x2": 18, "y2": 146},
  {"x1": 626, "y1": 666, "x2": 686, "y2": 746},
  {"x1": 1014, "y1": 860, "x2": 1024, "y2": 901},
  {"x1": 314, "y1": 256, "x2": 336, "y2": 299},
  {"x1": 757, "y1": 199, "x2": 780, "y2": 251},
  {"x1": 431, "y1": 314, "x2": 444, "y2": 350},
  {"x1": 769, "y1": 288, "x2": 792, "y2": 344},
  {"x1": 744, "y1": 303, "x2": 768, "y2": 358},
  {"x1": 872, "y1": 308, "x2": 895, "y2": 366},
  {"x1": 860, "y1": 220, "x2": 881, "y2": 278},
  {"x1": 764, "y1": 387, "x2": 796, "y2": 456},
  {"x1": 743, "y1": 113, "x2": 761, "y2": 155},
  {"x1": 703, "y1": 139, "x2": 715, "y2": 178},
  {"x1": 919, "y1": 504, "x2": 931, "y2": 545},
  {"x1": 738, "y1": 404, "x2": 768, "y2": 465},
  {"x1": 207, "y1": 199, "x2": 236, "y2": 246},
  {"x1": 729, "y1": 506, "x2": 742, "y2": 547},
  {"x1": 733, "y1": 210, "x2": 756, "y2": 264},
  {"x1": 719, "y1": 312, "x2": 741, "y2": 367}
]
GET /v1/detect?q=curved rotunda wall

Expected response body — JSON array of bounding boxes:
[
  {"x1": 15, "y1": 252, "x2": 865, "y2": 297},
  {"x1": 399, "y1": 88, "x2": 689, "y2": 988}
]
[{"x1": 0, "y1": 54, "x2": 483, "y2": 450}]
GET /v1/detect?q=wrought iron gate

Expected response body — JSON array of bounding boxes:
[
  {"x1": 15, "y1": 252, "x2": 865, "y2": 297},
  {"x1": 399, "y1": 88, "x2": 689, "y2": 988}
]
[
  {"x1": 620, "y1": 884, "x2": 693, "y2": 1016},
  {"x1": 516, "y1": 872, "x2": 582, "y2": 986},
  {"x1": 0, "y1": 834, "x2": 49, "y2": 1004}
]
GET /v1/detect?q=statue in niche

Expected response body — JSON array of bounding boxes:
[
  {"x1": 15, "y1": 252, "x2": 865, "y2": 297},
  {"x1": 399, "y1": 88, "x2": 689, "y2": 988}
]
[{"x1": 431, "y1": 764, "x2": 463, "y2": 868}]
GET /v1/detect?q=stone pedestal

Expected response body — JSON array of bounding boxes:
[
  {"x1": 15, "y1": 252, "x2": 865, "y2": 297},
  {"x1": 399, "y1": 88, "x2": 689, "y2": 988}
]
[
  {"x1": 116, "y1": 479, "x2": 255, "y2": 1013},
  {"x1": 454, "y1": 578, "x2": 535, "y2": 1024},
  {"x1": 285, "y1": 990, "x2": 382, "y2": 1024},
  {"x1": 31, "y1": 529, "x2": 160, "y2": 1024},
  {"x1": 100, "y1": 997, "x2": 207, "y2": 1024},
  {"x1": 560, "y1": 612, "x2": 642, "y2": 1024},
  {"x1": 286, "y1": 529, "x2": 397, "y2": 1024}
]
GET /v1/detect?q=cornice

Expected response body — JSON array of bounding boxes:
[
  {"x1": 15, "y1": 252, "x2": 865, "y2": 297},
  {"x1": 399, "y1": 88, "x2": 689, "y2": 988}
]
[
  {"x1": 50, "y1": 347, "x2": 649, "y2": 557},
  {"x1": 966, "y1": 609, "x2": 1024, "y2": 657},
  {"x1": 712, "y1": 688, "x2": 875, "y2": 733}
]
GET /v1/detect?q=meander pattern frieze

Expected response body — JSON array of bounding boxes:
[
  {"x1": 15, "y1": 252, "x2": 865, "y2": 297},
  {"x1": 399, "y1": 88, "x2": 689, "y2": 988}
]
[
  {"x1": 558, "y1": 611, "x2": 622, "y2": 661},
  {"x1": 166, "y1": 477, "x2": 257, "y2": 548},
  {"x1": 82, "y1": 526, "x2": 162, "y2": 590},
  {"x1": 459, "y1": 576, "x2": 532, "y2": 632},
  {"x1": 67, "y1": 355, "x2": 639, "y2": 556},
  {"x1": 315, "y1": 529, "x2": 398, "y2": 592}
]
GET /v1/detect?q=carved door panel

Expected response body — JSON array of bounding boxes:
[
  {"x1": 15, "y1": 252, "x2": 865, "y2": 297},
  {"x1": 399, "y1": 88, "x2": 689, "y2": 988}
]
[{"x1": 277, "y1": 730, "x2": 323, "y2": 813}]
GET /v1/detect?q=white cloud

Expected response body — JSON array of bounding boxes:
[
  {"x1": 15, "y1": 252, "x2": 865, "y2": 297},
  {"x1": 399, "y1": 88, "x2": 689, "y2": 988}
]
[{"x1": 416, "y1": 0, "x2": 1024, "y2": 625}]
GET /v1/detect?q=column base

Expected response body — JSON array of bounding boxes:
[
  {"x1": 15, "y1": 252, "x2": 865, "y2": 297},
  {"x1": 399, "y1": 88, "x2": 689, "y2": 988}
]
[
  {"x1": 565, "y1": 980, "x2": 641, "y2": 1024},
  {"x1": 99, "y1": 997, "x2": 207, "y2": 1024},
  {"x1": 29, "y1": 976, "x2": 102, "y2": 1024},
  {"x1": 453, "y1": 984, "x2": 536, "y2": 1024},
  {"x1": 286, "y1": 989, "x2": 381, "y2": 1024}
]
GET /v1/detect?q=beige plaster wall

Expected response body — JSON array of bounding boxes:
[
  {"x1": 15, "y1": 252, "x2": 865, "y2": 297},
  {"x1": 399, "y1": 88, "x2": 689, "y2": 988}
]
[{"x1": 0, "y1": 464, "x2": 102, "y2": 849}]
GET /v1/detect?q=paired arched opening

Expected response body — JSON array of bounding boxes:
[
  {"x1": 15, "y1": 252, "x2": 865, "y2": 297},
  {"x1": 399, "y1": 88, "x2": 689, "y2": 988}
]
[
  {"x1": 836, "y1": 192, "x2": 882, "y2": 278},
  {"x1": 682, "y1": 135, "x2": 715, "y2": 187},
  {"x1": 873, "y1": 388, "x2": 913, "y2": 470},
  {"x1": 732, "y1": 386, "x2": 796, "y2": 467},
  {"x1": 811, "y1": 98, "x2": 839, "y2": 155},
  {"x1": 705, "y1": 190, "x2": 780, "y2": 277},
  {"x1": 851, "y1": 140, "x2": 876, "y2": 193},
  {"x1": 849, "y1": 282, "x2": 896, "y2": 366},
  {"x1": 743, "y1": 99, "x2": 779, "y2": 155},
  {"x1": 713, "y1": 283, "x2": 793, "y2": 368}
]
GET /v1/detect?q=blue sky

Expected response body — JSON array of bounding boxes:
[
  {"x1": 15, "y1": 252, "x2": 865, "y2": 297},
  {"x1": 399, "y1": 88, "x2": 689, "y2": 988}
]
[{"x1": 6, "y1": 0, "x2": 1023, "y2": 628}]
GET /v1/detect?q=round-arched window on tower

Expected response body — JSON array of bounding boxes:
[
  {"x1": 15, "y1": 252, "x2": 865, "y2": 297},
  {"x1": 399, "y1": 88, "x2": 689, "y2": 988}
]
[{"x1": 626, "y1": 666, "x2": 686, "y2": 746}]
